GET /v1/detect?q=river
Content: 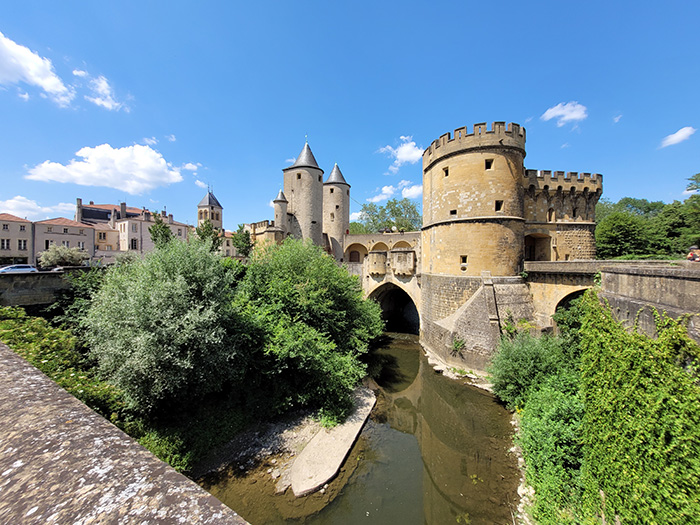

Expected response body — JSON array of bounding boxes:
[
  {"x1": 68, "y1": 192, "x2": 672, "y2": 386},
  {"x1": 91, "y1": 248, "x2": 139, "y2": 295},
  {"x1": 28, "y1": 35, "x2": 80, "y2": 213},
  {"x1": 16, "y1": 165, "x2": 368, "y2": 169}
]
[{"x1": 202, "y1": 333, "x2": 520, "y2": 524}]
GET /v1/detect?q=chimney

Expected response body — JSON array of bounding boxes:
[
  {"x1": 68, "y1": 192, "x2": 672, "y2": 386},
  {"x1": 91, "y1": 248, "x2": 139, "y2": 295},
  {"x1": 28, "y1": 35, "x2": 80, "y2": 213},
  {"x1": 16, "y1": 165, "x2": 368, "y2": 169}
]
[
  {"x1": 76, "y1": 198, "x2": 83, "y2": 222},
  {"x1": 120, "y1": 202, "x2": 127, "y2": 219},
  {"x1": 168, "y1": 214, "x2": 174, "y2": 224}
]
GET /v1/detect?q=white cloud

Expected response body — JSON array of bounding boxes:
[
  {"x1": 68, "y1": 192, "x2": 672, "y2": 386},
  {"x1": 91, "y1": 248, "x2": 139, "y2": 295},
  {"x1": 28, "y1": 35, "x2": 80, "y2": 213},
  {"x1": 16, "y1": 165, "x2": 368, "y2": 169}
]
[
  {"x1": 0, "y1": 30, "x2": 75, "y2": 107},
  {"x1": 142, "y1": 137, "x2": 158, "y2": 146},
  {"x1": 26, "y1": 143, "x2": 183, "y2": 195},
  {"x1": 368, "y1": 185, "x2": 396, "y2": 203},
  {"x1": 285, "y1": 157, "x2": 296, "y2": 164},
  {"x1": 541, "y1": 101, "x2": 588, "y2": 127},
  {"x1": 660, "y1": 126, "x2": 696, "y2": 148},
  {"x1": 379, "y1": 135, "x2": 423, "y2": 174},
  {"x1": 18, "y1": 91, "x2": 29, "y2": 101},
  {"x1": 85, "y1": 75, "x2": 125, "y2": 111},
  {"x1": 195, "y1": 179, "x2": 207, "y2": 189},
  {"x1": 561, "y1": 143, "x2": 570, "y2": 149},
  {"x1": 72, "y1": 69, "x2": 88, "y2": 78},
  {"x1": 613, "y1": 114, "x2": 622, "y2": 123},
  {"x1": 182, "y1": 162, "x2": 200, "y2": 171},
  {"x1": 166, "y1": 134, "x2": 177, "y2": 142},
  {"x1": 0, "y1": 195, "x2": 74, "y2": 220},
  {"x1": 401, "y1": 184, "x2": 423, "y2": 199},
  {"x1": 350, "y1": 211, "x2": 362, "y2": 221},
  {"x1": 268, "y1": 200, "x2": 275, "y2": 208}
]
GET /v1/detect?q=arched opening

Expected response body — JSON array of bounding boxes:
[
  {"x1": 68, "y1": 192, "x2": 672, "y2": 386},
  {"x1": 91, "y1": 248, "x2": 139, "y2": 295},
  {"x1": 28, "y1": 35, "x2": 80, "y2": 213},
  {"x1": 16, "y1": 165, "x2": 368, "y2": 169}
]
[
  {"x1": 524, "y1": 233, "x2": 551, "y2": 261},
  {"x1": 344, "y1": 243, "x2": 368, "y2": 263},
  {"x1": 371, "y1": 242, "x2": 389, "y2": 252},
  {"x1": 369, "y1": 283, "x2": 419, "y2": 334},
  {"x1": 392, "y1": 240, "x2": 411, "y2": 249},
  {"x1": 555, "y1": 289, "x2": 587, "y2": 313}
]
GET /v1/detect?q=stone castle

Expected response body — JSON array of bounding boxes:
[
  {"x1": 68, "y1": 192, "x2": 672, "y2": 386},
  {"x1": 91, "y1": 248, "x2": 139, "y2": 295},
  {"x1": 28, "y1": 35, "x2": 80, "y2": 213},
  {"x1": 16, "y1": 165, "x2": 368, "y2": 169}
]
[{"x1": 204, "y1": 121, "x2": 603, "y2": 371}]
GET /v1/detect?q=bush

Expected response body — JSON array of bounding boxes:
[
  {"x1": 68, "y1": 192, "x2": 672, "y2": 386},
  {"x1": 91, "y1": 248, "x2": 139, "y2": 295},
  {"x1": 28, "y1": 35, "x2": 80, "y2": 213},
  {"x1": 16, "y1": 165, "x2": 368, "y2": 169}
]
[
  {"x1": 488, "y1": 332, "x2": 572, "y2": 409},
  {"x1": 84, "y1": 239, "x2": 243, "y2": 416},
  {"x1": 38, "y1": 244, "x2": 90, "y2": 268},
  {"x1": 236, "y1": 239, "x2": 383, "y2": 423}
]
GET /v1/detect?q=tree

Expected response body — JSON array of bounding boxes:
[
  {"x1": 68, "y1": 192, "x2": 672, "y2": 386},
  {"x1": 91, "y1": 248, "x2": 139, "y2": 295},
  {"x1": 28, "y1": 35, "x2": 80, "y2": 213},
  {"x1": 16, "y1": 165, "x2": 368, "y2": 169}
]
[
  {"x1": 231, "y1": 224, "x2": 253, "y2": 257},
  {"x1": 148, "y1": 214, "x2": 174, "y2": 248},
  {"x1": 356, "y1": 198, "x2": 422, "y2": 233},
  {"x1": 687, "y1": 172, "x2": 700, "y2": 193},
  {"x1": 595, "y1": 212, "x2": 650, "y2": 259},
  {"x1": 84, "y1": 240, "x2": 242, "y2": 416},
  {"x1": 348, "y1": 222, "x2": 370, "y2": 235},
  {"x1": 39, "y1": 245, "x2": 90, "y2": 268},
  {"x1": 194, "y1": 219, "x2": 223, "y2": 251}
]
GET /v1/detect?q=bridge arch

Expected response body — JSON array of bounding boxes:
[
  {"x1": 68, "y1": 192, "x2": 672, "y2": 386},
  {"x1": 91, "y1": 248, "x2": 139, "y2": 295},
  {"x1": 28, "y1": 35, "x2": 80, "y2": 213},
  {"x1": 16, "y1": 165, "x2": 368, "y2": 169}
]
[
  {"x1": 369, "y1": 282, "x2": 420, "y2": 334},
  {"x1": 392, "y1": 240, "x2": 412, "y2": 249},
  {"x1": 371, "y1": 241, "x2": 389, "y2": 252},
  {"x1": 344, "y1": 242, "x2": 368, "y2": 263}
]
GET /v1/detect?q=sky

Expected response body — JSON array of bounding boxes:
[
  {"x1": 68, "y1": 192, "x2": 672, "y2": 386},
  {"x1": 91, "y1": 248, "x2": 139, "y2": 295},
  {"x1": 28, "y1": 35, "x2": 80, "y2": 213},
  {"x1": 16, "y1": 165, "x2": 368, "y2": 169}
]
[{"x1": 1, "y1": 1, "x2": 699, "y2": 231}]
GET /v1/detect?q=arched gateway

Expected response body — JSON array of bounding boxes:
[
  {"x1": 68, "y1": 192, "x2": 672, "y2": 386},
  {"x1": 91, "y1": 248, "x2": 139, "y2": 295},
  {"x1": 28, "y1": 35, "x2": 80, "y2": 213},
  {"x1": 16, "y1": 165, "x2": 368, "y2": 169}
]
[{"x1": 369, "y1": 283, "x2": 420, "y2": 334}]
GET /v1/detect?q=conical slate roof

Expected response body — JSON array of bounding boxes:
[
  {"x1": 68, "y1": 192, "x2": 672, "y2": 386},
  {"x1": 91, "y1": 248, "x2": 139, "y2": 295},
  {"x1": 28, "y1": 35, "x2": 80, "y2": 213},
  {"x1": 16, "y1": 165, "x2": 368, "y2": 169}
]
[
  {"x1": 198, "y1": 191, "x2": 223, "y2": 209},
  {"x1": 325, "y1": 163, "x2": 350, "y2": 186},
  {"x1": 273, "y1": 189, "x2": 288, "y2": 203},
  {"x1": 284, "y1": 143, "x2": 323, "y2": 172}
]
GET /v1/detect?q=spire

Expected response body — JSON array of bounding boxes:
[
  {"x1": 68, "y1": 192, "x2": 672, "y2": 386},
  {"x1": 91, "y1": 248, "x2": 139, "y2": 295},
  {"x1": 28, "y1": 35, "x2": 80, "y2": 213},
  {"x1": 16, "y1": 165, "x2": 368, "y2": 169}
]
[
  {"x1": 273, "y1": 189, "x2": 288, "y2": 203},
  {"x1": 284, "y1": 142, "x2": 322, "y2": 172},
  {"x1": 198, "y1": 191, "x2": 223, "y2": 209},
  {"x1": 325, "y1": 163, "x2": 350, "y2": 186}
]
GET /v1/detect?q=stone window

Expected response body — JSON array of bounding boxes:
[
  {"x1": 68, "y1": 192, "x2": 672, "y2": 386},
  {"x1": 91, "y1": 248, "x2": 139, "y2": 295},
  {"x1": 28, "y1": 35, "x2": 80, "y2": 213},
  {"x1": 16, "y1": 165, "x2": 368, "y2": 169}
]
[
  {"x1": 2, "y1": 224, "x2": 7, "y2": 230},
  {"x1": 130, "y1": 238, "x2": 138, "y2": 250},
  {"x1": 335, "y1": 205, "x2": 339, "y2": 210},
  {"x1": 0, "y1": 239, "x2": 9, "y2": 250},
  {"x1": 62, "y1": 240, "x2": 69, "y2": 247},
  {"x1": 297, "y1": 173, "x2": 301, "y2": 180},
  {"x1": 18, "y1": 239, "x2": 27, "y2": 250},
  {"x1": 330, "y1": 188, "x2": 334, "y2": 193},
  {"x1": 330, "y1": 213, "x2": 335, "y2": 222},
  {"x1": 47, "y1": 227, "x2": 53, "y2": 233},
  {"x1": 98, "y1": 232, "x2": 106, "y2": 240},
  {"x1": 106, "y1": 246, "x2": 112, "y2": 251},
  {"x1": 450, "y1": 209, "x2": 457, "y2": 216},
  {"x1": 19, "y1": 225, "x2": 25, "y2": 232},
  {"x1": 131, "y1": 224, "x2": 137, "y2": 233},
  {"x1": 347, "y1": 190, "x2": 349, "y2": 196},
  {"x1": 548, "y1": 208, "x2": 555, "y2": 222},
  {"x1": 178, "y1": 228, "x2": 182, "y2": 236},
  {"x1": 443, "y1": 167, "x2": 449, "y2": 177},
  {"x1": 79, "y1": 229, "x2": 84, "y2": 234},
  {"x1": 318, "y1": 175, "x2": 322, "y2": 182},
  {"x1": 495, "y1": 200, "x2": 503, "y2": 212},
  {"x1": 485, "y1": 159, "x2": 494, "y2": 170},
  {"x1": 78, "y1": 241, "x2": 85, "y2": 249},
  {"x1": 460, "y1": 255, "x2": 468, "y2": 271},
  {"x1": 349, "y1": 250, "x2": 361, "y2": 263},
  {"x1": 63, "y1": 228, "x2": 69, "y2": 234}
]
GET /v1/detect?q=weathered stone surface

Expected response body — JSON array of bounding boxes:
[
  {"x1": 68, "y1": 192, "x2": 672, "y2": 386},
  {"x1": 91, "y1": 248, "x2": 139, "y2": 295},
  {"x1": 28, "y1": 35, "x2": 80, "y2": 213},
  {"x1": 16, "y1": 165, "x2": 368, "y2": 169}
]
[
  {"x1": 290, "y1": 387, "x2": 375, "y2": 497},
  {"x1": 0, "y1": 343, "x2": 248, "y2": 524}
]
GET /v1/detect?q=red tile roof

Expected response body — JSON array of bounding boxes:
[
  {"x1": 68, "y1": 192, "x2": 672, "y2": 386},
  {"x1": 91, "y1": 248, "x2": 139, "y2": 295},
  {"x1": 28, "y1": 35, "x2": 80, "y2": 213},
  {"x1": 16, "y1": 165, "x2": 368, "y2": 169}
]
[{"x1": 0, "y1": 213, "x2": 31, "y2": 223}]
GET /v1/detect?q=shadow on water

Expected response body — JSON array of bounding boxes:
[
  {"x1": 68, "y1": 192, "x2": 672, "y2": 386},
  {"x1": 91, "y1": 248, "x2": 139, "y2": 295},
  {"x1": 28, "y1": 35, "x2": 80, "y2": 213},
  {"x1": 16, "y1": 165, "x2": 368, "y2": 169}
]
[{"x1": 202, "y1": 333, "x2": 519, "y2": 525}]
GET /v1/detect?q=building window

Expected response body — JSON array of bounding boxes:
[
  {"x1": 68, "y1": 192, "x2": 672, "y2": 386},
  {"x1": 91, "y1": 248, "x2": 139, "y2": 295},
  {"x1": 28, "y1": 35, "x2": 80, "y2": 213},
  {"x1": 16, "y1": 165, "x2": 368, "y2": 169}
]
[
  {"x1": 349, "y1": 250, "x2": 361, "y2": 263},
  {"x1": 78, "y1": 241, "x2": 85, "y2": 249},
  {"x1": 178, "y1": 228, "x2": 182, "y2": 236},
  {"x1": 0, "y1": 239, "x2": 9, "y2": 250},
  {"x1": 105, "y1": 246, "x2": 112, "y2": 251},
  {"x1": 63, "y1": 228, "x2": 69, "y2": 234},
  {"x1": 460, "y1": 255, "x2": 468, "y2": 271},
  {"x1": 226, "y1": 249, "x2": 230, "y2": 256},
  {"x1": 330, "y1": 188, "x2": 334, "y2": 193},
  {"x1": 450, "y1": 209, "x2": 457, "y2": 216},
  {"x1": 98, "y1": 232, "x2": 106, "y2": 240},
  {"x1": 226, "y1": 240, "x2": 230, "y2": 246},
  {"x1": 318, "y1": 175, "x2": 322, "y2": 182},
  {"x1": 19, "y1": 225, "x2": 25, "y2": 232},
  {"x1": 485, "y1": 159, "x2": 494, "y2": 170},
  {"x1": 79, "y1": 229, "x2": 84, "y2": 234},
  {"x1": 297, "y1": 173, "x2": 301, "y2": 180},
  {"x1": 47, "y1": 227, "x2": 53, "y2": 233},
  {"x1": 45, "y1": 240, "x2": 53, "y2": 249},
  {"x1": 495, "y1": 200, "x2": 503, "y2": 212},
  {"x1": 547, "y1": 208, "x2": 555, "y2": 222},
  {"x1": 443, "y1": 167, "x2": 449, "y2": 177},
  {"x1": 18, "y1": 239, "x2": 27, "y2": 250},
  {"x1": 336, "y1": 205, "x2": 339, "y2": 210},
  {"x1": 130, "y1": 238, "x2": 138, "y2": 250},
  {"x1": 62, "y1": 240, "x2": 69, "y2": 247},
  {"x1": 132, "y1": 224, "x2": 137, "y2": 233},
  {"x1": 330, "y1": 213, "x2": 335, "y2": 222},
  {"x1": 2, "y1": 224, "x2": 7, "y2": 230}
]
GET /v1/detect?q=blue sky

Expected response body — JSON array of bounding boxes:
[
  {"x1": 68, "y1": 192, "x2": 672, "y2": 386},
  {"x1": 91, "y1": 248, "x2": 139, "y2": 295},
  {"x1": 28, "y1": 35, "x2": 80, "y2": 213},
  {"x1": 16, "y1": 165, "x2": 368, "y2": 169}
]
[{"x1": 1, "y1": 1, "x2": 698, "y2": 231}]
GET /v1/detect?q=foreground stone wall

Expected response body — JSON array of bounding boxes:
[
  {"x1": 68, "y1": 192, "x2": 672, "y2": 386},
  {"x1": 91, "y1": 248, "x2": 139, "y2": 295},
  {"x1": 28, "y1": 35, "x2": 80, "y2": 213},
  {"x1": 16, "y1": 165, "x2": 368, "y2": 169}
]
[
  {"x1": 0, "y1": 344, "x2": 248, "y2": 524},
  {"x1": 0, "y1": 272, "x2": 73, "y2": 307}
]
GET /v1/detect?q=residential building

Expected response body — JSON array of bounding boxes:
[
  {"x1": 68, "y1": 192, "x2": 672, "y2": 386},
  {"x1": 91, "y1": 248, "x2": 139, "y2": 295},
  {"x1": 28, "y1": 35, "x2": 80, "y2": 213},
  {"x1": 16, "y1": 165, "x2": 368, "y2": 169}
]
[{"x1": 0, "y1": 213, "x2": 34, "y2": 265}]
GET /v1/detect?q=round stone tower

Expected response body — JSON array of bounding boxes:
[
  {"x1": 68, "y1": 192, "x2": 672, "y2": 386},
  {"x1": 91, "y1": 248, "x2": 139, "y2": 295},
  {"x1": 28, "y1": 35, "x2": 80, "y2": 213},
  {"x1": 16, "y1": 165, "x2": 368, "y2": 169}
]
[
  {"x1": 422, "y1": 122, "x2": 526, "y2": 277},
  {"x1": 323, "y1": 163, "x2": 350, "y2": 260},
  {"x1": 282, "y1": 143, "x2": 324, "y2": 246},
  {"x1": 273, "y1": 189, "x2": 288, "y2": 235},
  {"x1": 197, "y1": 191, "x2": 223, "y2": 230}
]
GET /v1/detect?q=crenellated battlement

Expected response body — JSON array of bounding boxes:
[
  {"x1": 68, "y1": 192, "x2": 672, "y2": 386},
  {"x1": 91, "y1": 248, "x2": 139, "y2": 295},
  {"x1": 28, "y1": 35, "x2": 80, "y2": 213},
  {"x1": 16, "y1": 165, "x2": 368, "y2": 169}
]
[
  {"x1": 423, "y1": 122, "x2": 526, "y2": 165},
  {"x1": 524, "y1": 169, "x2": 602, "y2": 194}
]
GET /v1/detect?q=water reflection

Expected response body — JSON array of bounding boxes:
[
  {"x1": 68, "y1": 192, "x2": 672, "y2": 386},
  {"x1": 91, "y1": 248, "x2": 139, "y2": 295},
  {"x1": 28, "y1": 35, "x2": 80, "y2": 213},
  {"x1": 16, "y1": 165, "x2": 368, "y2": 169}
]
[{"x1": 204, "y1": 334, "x2": 519, "y2": 525}]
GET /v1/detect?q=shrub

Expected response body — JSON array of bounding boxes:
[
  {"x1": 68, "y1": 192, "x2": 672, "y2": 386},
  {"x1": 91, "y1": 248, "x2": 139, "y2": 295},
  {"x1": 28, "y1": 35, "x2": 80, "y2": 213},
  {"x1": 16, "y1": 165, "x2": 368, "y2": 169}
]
[
  {"x1": 38, "y1": 244, "x2": 90, "y2": 268},
  {"x1": 84, "y1": 240, "x2": 242, "y2": 416}
]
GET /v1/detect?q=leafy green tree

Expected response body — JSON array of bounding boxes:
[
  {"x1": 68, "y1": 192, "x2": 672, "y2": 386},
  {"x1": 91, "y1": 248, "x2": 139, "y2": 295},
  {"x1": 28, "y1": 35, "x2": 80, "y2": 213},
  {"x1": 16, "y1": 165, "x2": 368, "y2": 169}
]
[
  {"x1": 236, "y1": 238, "x2": 383, "y2": 423},
  {"x1": 231, "y1": 224, "x2": 253, "y2": 257},
  {"x1": 84, "y1": 240, "x2": 242, "y2": 416},
  {"x1": 616, "y1": 197, "x2": 666, "y2": 218},
  {"x1": 595, "y1": 212, "x2": 650, "y2": 259},
  {"x1": 39, "y1": 244, "x2": 90, "y2": 268},
  {"x1": 148, "y1": 213, "x2": 174, "y2": 248},
  {"x1": 687, "y1": 172, "x2": 700, "y2": 193},
  {"x1": 348, "y1": 221, "x2": 371, "y2": 234},
  {"x1": 194, "y1": 219, "x2": 223, "y2": 251},
  {"x1": 356, "y1": 198, "x2": 422, "y2": 232}
]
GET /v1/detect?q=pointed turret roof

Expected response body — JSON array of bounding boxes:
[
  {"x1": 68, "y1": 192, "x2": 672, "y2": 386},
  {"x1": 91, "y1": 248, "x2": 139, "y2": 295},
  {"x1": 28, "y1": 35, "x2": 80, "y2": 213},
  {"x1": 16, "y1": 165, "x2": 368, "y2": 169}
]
[
  {"x1": 325, "y1": 163, "x2": 350, "y2": 186},
  {"x1": 283, "y1": 143, "x2": 323, "y2": 172},
  {"x1": 198, "y1": 191, "x2": 223, "y2": 209},
  {"x1": 273, "y1": 189, "x2": 288, "y2": 203}
]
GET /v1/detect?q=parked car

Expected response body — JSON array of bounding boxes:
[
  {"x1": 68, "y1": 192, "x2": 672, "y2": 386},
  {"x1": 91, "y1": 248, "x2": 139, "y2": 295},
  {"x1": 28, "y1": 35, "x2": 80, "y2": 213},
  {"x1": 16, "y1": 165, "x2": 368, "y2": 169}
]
[{"x1": 0, "y1": 264, "x2": 39, "y2": 274}]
